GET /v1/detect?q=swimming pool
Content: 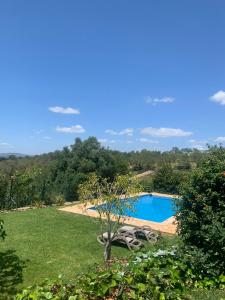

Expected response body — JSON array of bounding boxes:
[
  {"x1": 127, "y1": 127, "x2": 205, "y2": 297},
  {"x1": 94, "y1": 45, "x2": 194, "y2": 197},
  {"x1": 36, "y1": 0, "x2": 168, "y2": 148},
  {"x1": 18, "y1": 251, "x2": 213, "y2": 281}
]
[{"x1": 90, "y1": 194, "x2": 175, "y2": 223}]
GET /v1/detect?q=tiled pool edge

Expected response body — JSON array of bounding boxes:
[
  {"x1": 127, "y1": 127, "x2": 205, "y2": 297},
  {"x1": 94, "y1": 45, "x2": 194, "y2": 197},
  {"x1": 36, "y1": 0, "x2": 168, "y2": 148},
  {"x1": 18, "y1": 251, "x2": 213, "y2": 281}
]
[{"x1": 59, "y1": 192, "x2": 177, "y2": 235}]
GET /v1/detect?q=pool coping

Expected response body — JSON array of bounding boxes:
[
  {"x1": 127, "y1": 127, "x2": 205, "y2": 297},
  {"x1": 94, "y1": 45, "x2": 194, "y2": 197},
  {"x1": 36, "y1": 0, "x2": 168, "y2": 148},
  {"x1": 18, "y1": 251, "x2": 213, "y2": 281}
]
[{"x1": 59, "y1": 192, "x2": 178, "y2": 235}]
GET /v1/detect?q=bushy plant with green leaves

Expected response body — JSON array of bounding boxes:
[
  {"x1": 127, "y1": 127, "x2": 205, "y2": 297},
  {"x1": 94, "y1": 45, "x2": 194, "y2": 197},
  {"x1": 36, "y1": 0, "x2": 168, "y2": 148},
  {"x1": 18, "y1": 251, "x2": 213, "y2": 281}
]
[
  {"x1": 52, "y1": 194, "x2": 65, "y2": 206},
  {"x1": 152, "y1": 164, "x2": 184, "y2": 194},
  {"x1": 139, "y1": 178, "x2": 154, "y2": 193},
  {"x1": 176, "y1": 146, "x2": 225, "y2": 276},
  {"x1": 16, "y1": 245, "x2": 225, "y2": 300}
]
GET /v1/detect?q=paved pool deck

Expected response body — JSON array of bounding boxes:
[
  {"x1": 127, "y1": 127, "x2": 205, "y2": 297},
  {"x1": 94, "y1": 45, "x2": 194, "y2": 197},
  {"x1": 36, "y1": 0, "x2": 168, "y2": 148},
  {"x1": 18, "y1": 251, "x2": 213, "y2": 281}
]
[{"x1": 59, "y1": 192, "x2": 177, "y2": 235}]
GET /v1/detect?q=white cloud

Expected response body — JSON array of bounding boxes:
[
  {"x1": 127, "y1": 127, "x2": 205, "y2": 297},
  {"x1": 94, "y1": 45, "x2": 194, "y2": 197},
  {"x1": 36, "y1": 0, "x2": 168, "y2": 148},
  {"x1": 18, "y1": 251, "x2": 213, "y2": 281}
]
[
  {"x1": 98, "y1": 139, "x2": 116, "y2": 144},
  {"x1": 105, "y1": 129, "x2": 117, "y2": 135},
  {"x1": 0, "y1": 142, "x2": 9, "y2": 146},
  {"x1": 140, "y1": 127, "x2": 192, "y2": 137},
  {"x1": 43, "y1": 136, "x2": 51, "y2": 140},
  {"x1": 188, "y1": 139, "x2": 196, "y2": 143},
  {"x1": 56, "y1": 125, "x2": 85, "y2": 133},
  {"x1": 188, "y1": 139, "x2": 207, "y2": 145},
  {"x1": 188, "y1": 139, "x2": 207, "y2": 150},
  {"x1": 98, "y1": 138, "x2": 107, "y2": 143},
  {"x1": 192, "y1": 145, "x2": 207, "y2": 151},
  {"x1": 215, "y1": 136, "x2": 225, "y2": 142},
  {"x1": 105, "y1": 128, "x2": 134, "y2": 136},
  {"x1": 49, "y1": 106, "x2": 80, "y2": 114},
  {"x1": 120, "y1": 128, "x2": 134, "y2": 136},
  {"x1": 210, "y1": 90, "x2": 225, "y2": 105},
  {"x1": 34, "y1": 129, "x2": 45, "y2": 135},
  {"x1": 145, "y1": 96, "x2": 174, "y2": 105},
  {"x1": 138, "y1": 138, "x2": 159, "y2": 144},
  {"x1": 0, "y1": 142, "x2": 13, "y2": 149}
]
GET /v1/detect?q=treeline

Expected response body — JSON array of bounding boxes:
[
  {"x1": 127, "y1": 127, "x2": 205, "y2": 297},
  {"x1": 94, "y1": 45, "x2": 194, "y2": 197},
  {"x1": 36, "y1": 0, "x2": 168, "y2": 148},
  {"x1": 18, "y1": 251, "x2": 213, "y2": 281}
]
[
  {"x1": 121, "y1": 147, "x2": 205, "y2": 172},
  {"x1": 0, "y1": 137, "x2": 207, "y2": 209},
  {"x1": 0, "y1": 137, "x2": 128, "y2": 209}
]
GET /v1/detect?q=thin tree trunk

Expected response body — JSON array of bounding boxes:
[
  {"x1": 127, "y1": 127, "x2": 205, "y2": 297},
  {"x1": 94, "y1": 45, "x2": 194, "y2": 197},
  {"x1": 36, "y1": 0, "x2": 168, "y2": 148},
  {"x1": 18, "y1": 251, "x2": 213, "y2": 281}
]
[
  {"x1": 104, "y1": 240, "x2": 111, "y2": 262},
  {"x1": 104, "y1": 214, "x2": 112, "y2": 262}
]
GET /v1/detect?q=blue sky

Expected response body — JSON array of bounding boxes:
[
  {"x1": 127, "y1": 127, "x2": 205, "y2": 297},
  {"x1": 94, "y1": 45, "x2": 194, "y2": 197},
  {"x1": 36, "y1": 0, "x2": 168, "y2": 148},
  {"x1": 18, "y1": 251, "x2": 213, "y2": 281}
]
[{"x1": 0, "y1": 0, "x2": 225, "y2": 154}]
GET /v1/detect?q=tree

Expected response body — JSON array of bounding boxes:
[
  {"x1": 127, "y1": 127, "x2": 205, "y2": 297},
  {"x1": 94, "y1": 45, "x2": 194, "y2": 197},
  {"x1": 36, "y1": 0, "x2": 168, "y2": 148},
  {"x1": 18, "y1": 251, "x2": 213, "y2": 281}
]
[
  {"x1": 152, "y1": 164, "x2": 183, "y2": 194},
  {"x1": 176, "y1": 146, "x2": 225, "y2": 276},
  {"x1": 79, "y1": 174, "x2": 141, "y2": 261}
]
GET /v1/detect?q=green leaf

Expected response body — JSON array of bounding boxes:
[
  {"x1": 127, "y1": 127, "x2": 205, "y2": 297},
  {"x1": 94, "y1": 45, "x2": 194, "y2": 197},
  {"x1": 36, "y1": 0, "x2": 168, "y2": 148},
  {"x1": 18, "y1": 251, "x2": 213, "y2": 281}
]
[
  {"x1": 136, "y1": 283, "x2": 146, "y2": 292},
  {"x1": 159, "y1": 293, "x2": 166, "y2": 300},
  {"x1": 110, "y1": 279, "x2": 117, "y2": 288}
]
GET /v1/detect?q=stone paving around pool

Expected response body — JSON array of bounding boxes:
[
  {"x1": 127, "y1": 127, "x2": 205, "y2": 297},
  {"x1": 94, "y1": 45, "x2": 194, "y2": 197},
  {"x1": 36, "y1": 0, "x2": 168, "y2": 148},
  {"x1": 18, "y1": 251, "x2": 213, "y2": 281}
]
[{"x1": 59, "y1": 192, "x2": 177, "y2": 235}]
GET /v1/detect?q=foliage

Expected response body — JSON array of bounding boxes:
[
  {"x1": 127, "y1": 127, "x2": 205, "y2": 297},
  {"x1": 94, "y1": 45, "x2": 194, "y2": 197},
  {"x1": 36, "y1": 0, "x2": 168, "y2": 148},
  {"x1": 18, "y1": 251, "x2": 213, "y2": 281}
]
[
  {"x1": 79, "y1": 174, "x2": 142, "y2": 261},
  {"x1": 15, "y1": 246, "x2": 225, "y2": 300},
  {"x1": 152, "y1": 164, "x2": 185, "y2": 194},
  {"x1": 176, "y1": 146, "x2": 225, "y2": 276},
  {"x1": 0, "y1": 137, "x2": 129, "y2": 209},
  {"x1": 0, "y1": 137, "x2": 207, "y2": 210},
  {"x1": 139, "y1": 177, "x2": 154, "y2": 193},
  {"x1": 122, "y1": 147, "x2": 204, "y2": 172},
  {"x1": 0, "y1": 146, "x2": 204, "y2": 177},
  {"x1": 0, "y1": 168, "x2": 53, "y2": 210},
  {"x1": 0, "y1": 219, "x2": 6, "y2": 240},
  {"x1": 52, "y1": 194, "x2": 65, "y2": 206}
]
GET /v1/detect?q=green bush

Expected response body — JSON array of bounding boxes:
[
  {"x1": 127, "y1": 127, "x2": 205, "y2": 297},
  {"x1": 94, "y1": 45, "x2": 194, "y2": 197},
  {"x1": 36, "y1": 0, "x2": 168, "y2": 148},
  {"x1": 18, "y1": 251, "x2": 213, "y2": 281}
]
[
  {"x1": 16, "y1": 247, "x2": 225, "y2": 300},
  {"x1": 140, "y1": 178, "x2": 154, "y2": 193},
  {"x1": 52, "y1": 194, "x2": 65, "y2": 206},
  {"x1": 152, "y1": 165, "x2": 184, "y2": 194},
  {"x1": 176, "y1": 146, "x2": 225, "y2": 276}
]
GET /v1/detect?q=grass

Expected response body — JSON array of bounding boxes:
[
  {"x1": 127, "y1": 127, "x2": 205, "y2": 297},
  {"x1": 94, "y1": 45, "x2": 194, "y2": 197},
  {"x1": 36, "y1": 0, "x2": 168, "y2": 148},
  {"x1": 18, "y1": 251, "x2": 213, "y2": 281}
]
[
  {"x1": 0, "y1": 207, "x2": 161, "y2": 298},
  {"x1": 1, "y1": 207, "x2": 225, "y2": 299},
  {"x1": 0, "y1": 208, "x2": 129, "y2": 292}
]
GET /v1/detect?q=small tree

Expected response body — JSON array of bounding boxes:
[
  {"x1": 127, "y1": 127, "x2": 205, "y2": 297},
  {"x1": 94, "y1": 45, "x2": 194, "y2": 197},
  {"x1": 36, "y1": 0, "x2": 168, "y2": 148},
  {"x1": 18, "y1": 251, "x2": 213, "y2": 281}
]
[{"x1": 79, "y1": 174, "x2": 142, "y2": 261}]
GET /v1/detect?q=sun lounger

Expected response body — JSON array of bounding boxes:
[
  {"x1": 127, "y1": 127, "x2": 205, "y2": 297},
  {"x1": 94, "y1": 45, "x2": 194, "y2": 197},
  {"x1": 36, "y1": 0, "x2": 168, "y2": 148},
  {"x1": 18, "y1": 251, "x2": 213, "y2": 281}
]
[
  {"x1": 118, "y1": 225, "x2": 159, "y2": 243},
  {"x1": 97, "y1": 231, "x2": 143, "y2": 250}
]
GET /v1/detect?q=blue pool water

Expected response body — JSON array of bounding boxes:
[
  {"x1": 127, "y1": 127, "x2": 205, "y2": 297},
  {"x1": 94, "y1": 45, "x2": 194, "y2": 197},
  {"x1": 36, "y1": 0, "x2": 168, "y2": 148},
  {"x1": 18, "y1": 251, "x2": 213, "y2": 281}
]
[{"x1": 90, "y1": 194, "x2": 175, "y2": 222}]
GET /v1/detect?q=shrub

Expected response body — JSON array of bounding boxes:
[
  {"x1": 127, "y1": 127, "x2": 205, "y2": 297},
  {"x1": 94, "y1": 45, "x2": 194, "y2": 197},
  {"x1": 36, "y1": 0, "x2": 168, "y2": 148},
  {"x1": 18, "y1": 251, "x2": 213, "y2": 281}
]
[
  {"x1": 52, "y1": 194, "x2": 65, "y2": 206},
  {"x1": 176, "y1": 146, "x2": 225, "y2": 276},
  {"x1": 140, "y1": 178, "x2": 154, "y2": 193},
  {"x1": 152, "y1": 165, "x2": 184, "y2": 194},
  {"x1": 16, "y1": 247, "x2": 225, "y2": 300},
  {"x1": 33, "y1": 200, "x2": 45, "y2": 209}
]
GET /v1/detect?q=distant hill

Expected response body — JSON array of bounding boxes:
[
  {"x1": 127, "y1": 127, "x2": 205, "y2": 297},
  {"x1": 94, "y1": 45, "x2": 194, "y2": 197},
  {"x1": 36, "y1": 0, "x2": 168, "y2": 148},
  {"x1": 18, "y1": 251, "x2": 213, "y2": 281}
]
[{"x1": 0, "y1": 153, "x2": 28, "y2": 158}]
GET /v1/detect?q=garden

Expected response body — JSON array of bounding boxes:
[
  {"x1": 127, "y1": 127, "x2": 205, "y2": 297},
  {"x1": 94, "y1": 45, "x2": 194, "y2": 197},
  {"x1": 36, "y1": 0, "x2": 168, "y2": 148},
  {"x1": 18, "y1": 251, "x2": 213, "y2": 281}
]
[{"x1": 1, "y1": 146, "x2": 225, "y2": 299}]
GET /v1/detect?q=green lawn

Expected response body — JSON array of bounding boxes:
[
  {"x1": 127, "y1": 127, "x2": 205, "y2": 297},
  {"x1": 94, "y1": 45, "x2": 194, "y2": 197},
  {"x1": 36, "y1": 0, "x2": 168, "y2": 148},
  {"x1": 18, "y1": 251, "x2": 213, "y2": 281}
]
[
  {"x1": 0, "y1": 207, "x2": 131, "y2": 297},
  {"x1": 1, "y1": 207, "x2": 225, "y2": 300}
]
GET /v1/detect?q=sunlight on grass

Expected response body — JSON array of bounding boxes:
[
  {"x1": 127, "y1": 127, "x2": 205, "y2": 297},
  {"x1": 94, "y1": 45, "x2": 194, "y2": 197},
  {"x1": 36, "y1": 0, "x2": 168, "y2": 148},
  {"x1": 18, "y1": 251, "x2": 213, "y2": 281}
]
[{"x1": 1, "y1": 207, "x2": 129, "y2": 292}]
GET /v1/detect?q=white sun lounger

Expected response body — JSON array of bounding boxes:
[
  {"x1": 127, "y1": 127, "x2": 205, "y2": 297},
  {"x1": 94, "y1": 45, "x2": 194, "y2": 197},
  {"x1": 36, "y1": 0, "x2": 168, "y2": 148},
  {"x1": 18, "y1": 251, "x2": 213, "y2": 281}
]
[
  {"x1": 118, "y1": 225, "x2": 159, "y2": 243},
  {"x1": 97, "y1": 231, "x2": 144, "y2": 250}
]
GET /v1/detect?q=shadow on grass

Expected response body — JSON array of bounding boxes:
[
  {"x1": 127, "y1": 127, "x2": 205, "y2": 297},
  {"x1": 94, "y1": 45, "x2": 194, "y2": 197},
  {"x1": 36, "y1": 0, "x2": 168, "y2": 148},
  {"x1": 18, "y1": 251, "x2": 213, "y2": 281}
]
[{"x1": 0, "y1": 250, "x2": 27, "y2": 298}]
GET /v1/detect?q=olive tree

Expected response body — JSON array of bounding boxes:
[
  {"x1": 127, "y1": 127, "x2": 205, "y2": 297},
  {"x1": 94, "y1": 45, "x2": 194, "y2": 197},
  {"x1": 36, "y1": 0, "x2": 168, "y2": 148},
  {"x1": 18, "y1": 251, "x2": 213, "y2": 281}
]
[{"x1": 79, "y1": 174, "x2": 142, "y2": 261}]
